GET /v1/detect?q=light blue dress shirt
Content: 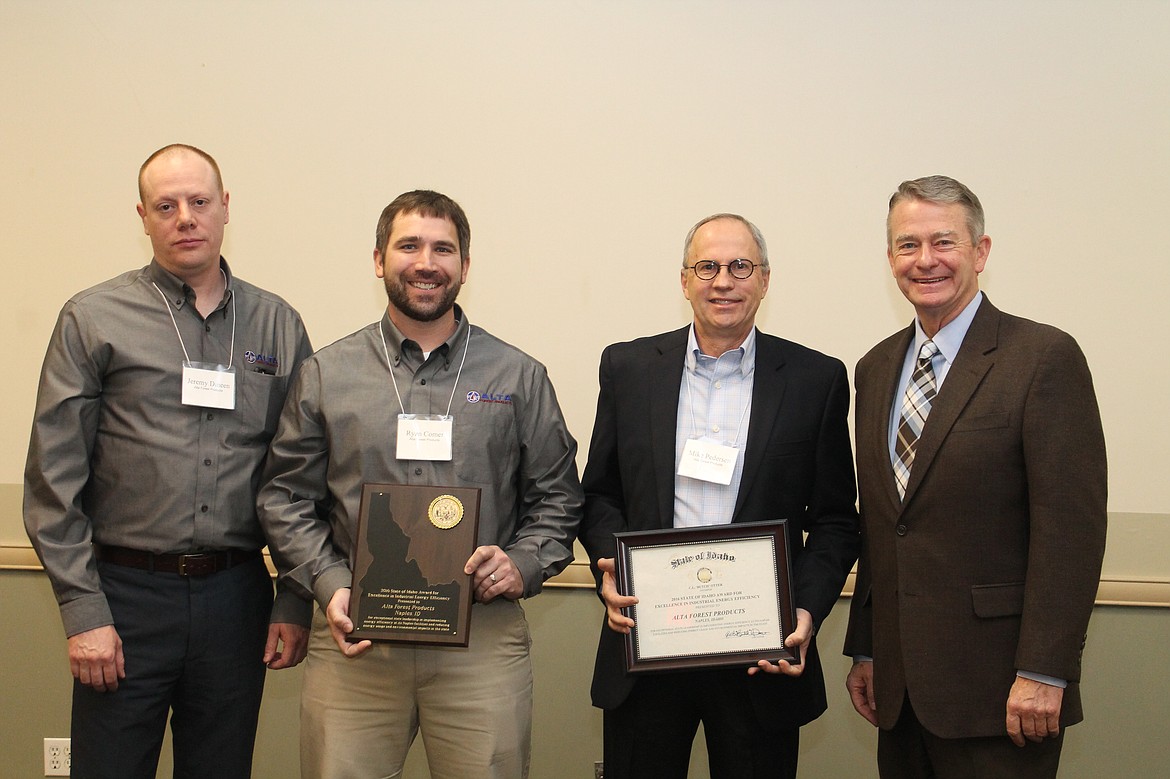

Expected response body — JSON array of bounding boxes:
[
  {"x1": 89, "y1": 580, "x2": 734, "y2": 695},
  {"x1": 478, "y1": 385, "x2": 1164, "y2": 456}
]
[{"x1": 673, "y1": 326, "x2": 756, "y2": 528}]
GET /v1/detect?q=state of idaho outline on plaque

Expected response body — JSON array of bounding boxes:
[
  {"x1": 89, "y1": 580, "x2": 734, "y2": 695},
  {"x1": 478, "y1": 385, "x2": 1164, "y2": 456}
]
[{"x1": 349, "y1": 483, "x2": 481, "y2": 646}]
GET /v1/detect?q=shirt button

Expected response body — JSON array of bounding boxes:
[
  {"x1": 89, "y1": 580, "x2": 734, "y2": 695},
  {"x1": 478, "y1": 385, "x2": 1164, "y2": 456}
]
[
  {"x1": 205, "y1": 324, "x2": 211, "y2": 333},
  {"x1": 711, "y1": 425, "x2": 721, "y2": 434},
  {"x1": 201, "y1": 505, "x2": 209, "y2": 513},
  {"x1": 896, "y1": 524, "x2": 907, "y2": 536},
  {"x1": 715, "y1": 381, "x2": 722, "y2": 389},
  {"x1": 421, "y1": 379, "x2": 427, "y2": 385},
  {"x1": 203, "y1": 459, "x2": 212, "y2": 466},
  {"x1": 206, "y1": 413, "x2": 214, "y2": 420},
  {"x1": 414, "y1": 468, "x2": 423, "y2": 476}
]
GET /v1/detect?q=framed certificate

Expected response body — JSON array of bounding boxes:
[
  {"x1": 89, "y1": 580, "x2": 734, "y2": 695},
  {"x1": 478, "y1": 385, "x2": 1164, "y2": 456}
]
[
  {"x1": 614, "y1": 520, "x2": 798, "y2": 673},
  {"x1": 349, "y1": 483, "x2": 481, "y2": 646}
]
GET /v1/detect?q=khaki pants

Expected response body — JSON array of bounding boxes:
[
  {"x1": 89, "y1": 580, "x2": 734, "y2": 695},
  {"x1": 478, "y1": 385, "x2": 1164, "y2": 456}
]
[{"x1": 301, "y1": 598, "x2": 533, "y2": 779}]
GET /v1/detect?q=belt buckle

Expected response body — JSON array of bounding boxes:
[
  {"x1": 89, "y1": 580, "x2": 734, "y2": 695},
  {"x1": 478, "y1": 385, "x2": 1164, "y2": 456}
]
[{"x1": 177, "y1": 553, "x2": 218, "y2": 576}]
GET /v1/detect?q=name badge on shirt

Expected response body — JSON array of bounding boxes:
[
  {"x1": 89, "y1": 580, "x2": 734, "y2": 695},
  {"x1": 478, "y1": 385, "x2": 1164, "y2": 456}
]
[
  {"x1": 677, "y1": 437, "x2": 739, "y2": 485},
  {"x1": 181, "y1": 362, "x2": 237, "y2": 410},
  {"x1": 397, "y1": 414, "x2": 454, "y2": 461}
]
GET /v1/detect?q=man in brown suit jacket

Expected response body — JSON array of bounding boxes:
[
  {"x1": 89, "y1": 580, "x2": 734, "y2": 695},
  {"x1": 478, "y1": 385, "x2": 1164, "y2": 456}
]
[{"x1": 843, "y1": 175, "x2": 1107, "y2": 778}]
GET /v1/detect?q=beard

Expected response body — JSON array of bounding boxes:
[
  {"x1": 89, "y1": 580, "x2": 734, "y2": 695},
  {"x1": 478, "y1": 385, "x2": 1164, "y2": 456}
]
[{"x1": 384, "y1": 274, "x2": 461, "y2": 323}]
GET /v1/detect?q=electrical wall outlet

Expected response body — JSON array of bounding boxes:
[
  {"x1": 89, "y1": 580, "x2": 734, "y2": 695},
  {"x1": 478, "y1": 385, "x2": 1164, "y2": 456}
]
[{"x1": 43, "y1": 737, "x2": 70, "y2": 776}]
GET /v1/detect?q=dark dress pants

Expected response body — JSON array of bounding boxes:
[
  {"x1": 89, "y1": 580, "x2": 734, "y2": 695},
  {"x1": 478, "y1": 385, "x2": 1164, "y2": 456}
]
[
  {"x1": 878, "y1": 694, "x2": 1064, "y2": 779},
  {"x1": 70, "y1": 557, "x2": 273, "y2": 779},
  {"x1": 603, "y1": 668, "x2": 799, "y2": 779}
]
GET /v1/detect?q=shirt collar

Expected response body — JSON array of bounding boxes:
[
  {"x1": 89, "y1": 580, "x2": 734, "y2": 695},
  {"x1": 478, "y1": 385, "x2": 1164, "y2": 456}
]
[
  {"x1": 147, "y1": 257, "x2": 232, "y2": 313},
  {"x1": 685, "y1": 324, "x2": 756, "y2": 378},
  {"x1": 379, "y1": 304, "x2": 467, "y2": 368},
  {"x1": 913, "y1": 291, "x2": 983, "y2": 365}
]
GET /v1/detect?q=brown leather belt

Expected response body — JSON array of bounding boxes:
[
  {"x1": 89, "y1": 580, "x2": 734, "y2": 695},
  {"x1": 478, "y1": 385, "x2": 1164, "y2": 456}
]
[{"x1": 95, "y1": 545, "x2": 261, "y2": 576}]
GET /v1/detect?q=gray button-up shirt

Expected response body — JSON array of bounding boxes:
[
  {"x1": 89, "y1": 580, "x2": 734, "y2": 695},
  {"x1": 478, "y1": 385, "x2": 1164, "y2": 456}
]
[
  {"x1": 24, "y1": 260, "x2": 313, "y2": 636},
  {"x1": 258, "y1": 307, "x2": 583, "y2": 609}
]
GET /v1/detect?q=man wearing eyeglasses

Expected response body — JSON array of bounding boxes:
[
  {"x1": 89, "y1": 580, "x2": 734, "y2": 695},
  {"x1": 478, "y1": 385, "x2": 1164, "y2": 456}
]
[
  {"x1": 843, "y1": 176, "x2": 1106, "y2": 778},
  {"x1": 579, "y1": 213, "x2": 860, "y2": 778}
]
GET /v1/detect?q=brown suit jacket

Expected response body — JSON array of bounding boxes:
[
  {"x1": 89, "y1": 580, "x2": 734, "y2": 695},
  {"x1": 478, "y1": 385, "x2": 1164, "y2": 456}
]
[{"x1": 843, "y1": 297, "x2": 1107, "y2": 739}]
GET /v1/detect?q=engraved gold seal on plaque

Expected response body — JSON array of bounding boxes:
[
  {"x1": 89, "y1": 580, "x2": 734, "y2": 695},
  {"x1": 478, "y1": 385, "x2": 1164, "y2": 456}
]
[
  {"x1": 428, "y1": 494, "x2": 464, "y2": 529},
  {"x1": 697, "y1": 567, "x2": 713, "y2": 583}
]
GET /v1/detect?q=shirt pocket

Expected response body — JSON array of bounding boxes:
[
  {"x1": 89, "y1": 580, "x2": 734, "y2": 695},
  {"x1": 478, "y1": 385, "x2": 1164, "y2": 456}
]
[
  {"x1": 453, "y1": 405, "x2": 519, "y2": 486},
  {"x1": 228, "y1": 369, "x2": 287, "y2": 445}
]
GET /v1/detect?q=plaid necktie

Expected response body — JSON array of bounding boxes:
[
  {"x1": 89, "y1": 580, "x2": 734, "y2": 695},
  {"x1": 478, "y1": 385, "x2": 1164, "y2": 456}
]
[{"x1": 893, "y1": 340, "x2": 940, "y2": 499}]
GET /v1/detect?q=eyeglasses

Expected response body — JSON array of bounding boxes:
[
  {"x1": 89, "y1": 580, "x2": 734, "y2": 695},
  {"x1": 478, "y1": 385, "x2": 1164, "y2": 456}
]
[{"x1": 685, "y1": 259, "x2": 759, "y2": 280}]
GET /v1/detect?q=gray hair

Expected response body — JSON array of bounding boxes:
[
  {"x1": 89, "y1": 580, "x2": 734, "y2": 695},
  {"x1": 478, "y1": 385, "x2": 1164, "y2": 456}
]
[
  {"x1": 681, "y1": 213, "x2": 769, "y2": 269},
  {"x1": 887, "y1": 175, "x2": 985, "y2": 247}
]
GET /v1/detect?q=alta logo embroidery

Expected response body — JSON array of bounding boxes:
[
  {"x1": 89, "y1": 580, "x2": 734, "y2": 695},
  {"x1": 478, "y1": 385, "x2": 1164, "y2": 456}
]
[
  {"x1": 466, "y1": 390, "x2": 512, "y2": 405},
  {"x1": 244, "y1": 350, "x2": 279, "y2": 370}
]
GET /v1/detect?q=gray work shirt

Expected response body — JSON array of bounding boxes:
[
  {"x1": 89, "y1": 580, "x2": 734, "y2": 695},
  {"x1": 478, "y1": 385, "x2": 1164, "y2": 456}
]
[
  {"x1": 257, "y1": 306, "x2": 583, "y2": 609},
  {"x1": 24, "y1": 259, "x2": 313, "y2": 637}
]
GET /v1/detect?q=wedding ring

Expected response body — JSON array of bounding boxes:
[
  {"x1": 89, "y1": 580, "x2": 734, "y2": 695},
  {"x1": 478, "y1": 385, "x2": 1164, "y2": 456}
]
[{"x1": 490, "y1": 572, "x2": 497, "y2": 582}]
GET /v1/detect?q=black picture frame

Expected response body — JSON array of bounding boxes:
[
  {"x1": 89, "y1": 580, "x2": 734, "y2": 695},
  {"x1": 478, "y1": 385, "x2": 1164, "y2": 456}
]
[{"x1": 614, "y1": 520, "x2": 797, "y2": 673}]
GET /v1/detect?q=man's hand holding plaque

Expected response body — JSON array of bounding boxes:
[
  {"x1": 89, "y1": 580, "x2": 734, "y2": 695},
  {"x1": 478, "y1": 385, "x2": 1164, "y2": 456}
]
[
  {"x1": 327, "y1": 587, "x2": 373, "y2": 657},
  {"x1": 465, "y1": 545, "x2": 525, "y2": 603}
]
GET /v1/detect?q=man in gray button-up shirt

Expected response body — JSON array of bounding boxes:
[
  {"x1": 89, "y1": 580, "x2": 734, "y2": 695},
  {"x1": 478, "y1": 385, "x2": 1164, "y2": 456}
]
[
  {"x1": 258, "y1": 189, "x2": 582, "y2": 779},
  {"x1": 24, "y1": 144, "x2": 313, "y2": 779}
]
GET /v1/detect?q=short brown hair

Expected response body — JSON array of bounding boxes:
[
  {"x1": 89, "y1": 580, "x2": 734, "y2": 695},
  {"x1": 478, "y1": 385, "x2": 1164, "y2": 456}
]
[{"x1": 375, "y1": 190, "x2": 470, "y2": 258}]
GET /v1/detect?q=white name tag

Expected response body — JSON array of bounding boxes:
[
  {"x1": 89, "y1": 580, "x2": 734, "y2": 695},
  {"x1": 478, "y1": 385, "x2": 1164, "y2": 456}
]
[
  {"x1": 181, "y1": 363, "x2": 236, "y2": 409},
  {"x1": 677, "y1": 437, "x2": 739, "y2": 485},
  {"x1": 396, "y1": 414, "x2": 454, "y2": 461}
]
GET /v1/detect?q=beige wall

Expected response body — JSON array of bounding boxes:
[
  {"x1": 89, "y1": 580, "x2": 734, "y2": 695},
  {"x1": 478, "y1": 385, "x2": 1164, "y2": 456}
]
[
  {"x1": 3, "y1": 1, "x2": 1169, "y2": 777},
  {"x1": 2, "y1": 1, "x2": 1169, "y2": 519}
]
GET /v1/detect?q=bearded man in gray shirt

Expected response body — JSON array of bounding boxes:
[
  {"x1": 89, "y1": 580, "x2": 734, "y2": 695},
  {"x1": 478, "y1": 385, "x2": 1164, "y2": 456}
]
[
  {"x1": 258, "y1": 189, "x2": 583, "y2": 779},
  {"x1": 24, "y1": 144, "x2": 313, "y2": 779}
]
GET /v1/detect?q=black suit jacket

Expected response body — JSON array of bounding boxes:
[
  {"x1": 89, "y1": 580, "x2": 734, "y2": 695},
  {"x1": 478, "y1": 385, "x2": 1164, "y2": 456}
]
[
  {"x1": 579, "y1": 326, "x2": 859, "y2": 729},
  {"x1": 843, "y1": 298, "x2": 1107, "y2": 738}
]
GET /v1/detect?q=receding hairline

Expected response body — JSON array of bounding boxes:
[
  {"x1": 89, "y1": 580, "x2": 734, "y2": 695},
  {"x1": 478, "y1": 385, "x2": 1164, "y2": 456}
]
[
  {"x1": 681, "y1": 213, "x2": 770, "y2": 268},
  {"x1": 138, "y1": 144, "x2": 224, "y2": 203}
]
